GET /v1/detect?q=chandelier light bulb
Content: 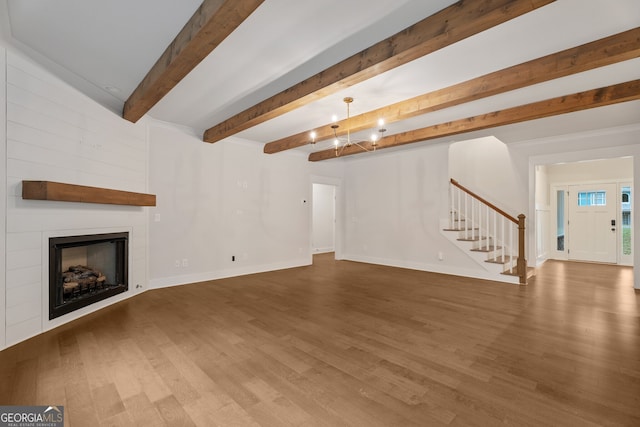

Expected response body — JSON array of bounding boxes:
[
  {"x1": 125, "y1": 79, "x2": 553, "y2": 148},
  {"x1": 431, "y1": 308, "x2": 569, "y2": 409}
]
[{"x1": 322, "y1": 97, "x2": 383, "y2": 157}]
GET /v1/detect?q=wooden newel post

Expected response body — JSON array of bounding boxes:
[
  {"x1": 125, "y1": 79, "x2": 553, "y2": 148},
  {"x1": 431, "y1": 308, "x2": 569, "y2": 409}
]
[{"x1": 517, "y1": 214, "x2": 527, "y2": 285}]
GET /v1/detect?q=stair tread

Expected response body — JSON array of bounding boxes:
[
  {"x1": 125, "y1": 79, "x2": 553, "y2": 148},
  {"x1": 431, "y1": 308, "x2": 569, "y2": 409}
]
[
  {"x1": 486, "y1": 256, "x2": 513, "y2": 264},
  {"x1": 457, "y1": 236, "x2": 487, "y2": 242},
  {"x1": 470, "y1": 245, "x2": 502, "y2": 252},
  {"x1": 445, "y1": 210, "x2": 528, "y2": 283}
]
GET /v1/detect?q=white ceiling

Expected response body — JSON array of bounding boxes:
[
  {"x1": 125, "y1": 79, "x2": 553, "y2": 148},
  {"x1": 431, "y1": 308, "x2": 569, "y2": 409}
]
[{"x1": 1, "y1": 0, "x2": 639, "y2": 157}]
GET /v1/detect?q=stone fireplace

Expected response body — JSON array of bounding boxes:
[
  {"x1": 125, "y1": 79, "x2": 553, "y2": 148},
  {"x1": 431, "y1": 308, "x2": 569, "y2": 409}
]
[{"x1": 49, "y1": 232, "x2": 128, "y2": 319}]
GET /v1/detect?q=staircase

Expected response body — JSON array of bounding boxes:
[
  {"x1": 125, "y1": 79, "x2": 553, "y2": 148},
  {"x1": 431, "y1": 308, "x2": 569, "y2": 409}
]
[{"x1": 442, "y1": 179, "x2": 533, "y2": 285}]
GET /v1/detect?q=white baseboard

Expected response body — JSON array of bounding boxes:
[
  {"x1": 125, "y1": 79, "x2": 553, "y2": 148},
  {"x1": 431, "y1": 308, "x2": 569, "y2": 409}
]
[
  {"x1": 340, "y1": 253, "x2": 519, "y2": 285},
  {"x1": 312, "y1": 247, "x2": 334, "y2": 254},
  {"x1": 149, "y1": 257, "x2": 312, "y2": 289}
]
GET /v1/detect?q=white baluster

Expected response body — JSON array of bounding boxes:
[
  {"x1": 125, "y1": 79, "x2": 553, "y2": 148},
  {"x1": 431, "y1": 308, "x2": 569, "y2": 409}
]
[
  {"x1": 510, "y1": 221, "x2": 514, "y2": 273},
  {"x1": 450, "y1": 184, "x2": 454, "y2": 229},
  {"x1": 464, "y1": 193, "x2": 469, "y2": 240},
  {"x1": 471, "y1": 198, "x2": 475, "y2": 242},
  {"x1": 501, "y1": 216, "x2": 505, "y2": 263},
  {"x1": 478, "y1": 200, "x2": 482, "y2": 249},
  {"x1": 457, "y1": 188, "x2": 461, "y2": 231},
  {"x1": 486, "y1": 204, "x2": 490, "y2": 251},
  {"x1": 493, "y1": 209, "x2": 497, "y2": 255}
]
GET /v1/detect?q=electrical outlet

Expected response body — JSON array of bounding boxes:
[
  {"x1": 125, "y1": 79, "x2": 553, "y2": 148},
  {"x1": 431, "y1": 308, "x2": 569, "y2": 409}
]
[
  {"x1": 175, "y1": 260, "x2": 180, "y2": 268},
  {"x1": 182, "y1": 258, "x2": 189, "y2": 267}
]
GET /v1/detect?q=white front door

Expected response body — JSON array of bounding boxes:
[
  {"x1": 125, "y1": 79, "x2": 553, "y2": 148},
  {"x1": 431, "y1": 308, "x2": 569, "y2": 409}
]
[{"x1": 568, "y1": 183, "x2": 617, "y2": 263}]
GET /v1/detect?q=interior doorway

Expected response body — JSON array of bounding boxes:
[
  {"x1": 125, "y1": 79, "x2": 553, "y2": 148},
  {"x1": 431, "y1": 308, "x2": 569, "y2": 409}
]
[
  {"x1": 312, "y1": 183, "x2": 336, "y2": 254},
  {"x1": 542, "y1": 157, "x2": 633, "y2": 266}
]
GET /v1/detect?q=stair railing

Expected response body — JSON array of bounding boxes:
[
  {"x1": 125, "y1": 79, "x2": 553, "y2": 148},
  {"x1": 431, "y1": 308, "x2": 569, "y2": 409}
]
[{"x1": 450, "y1": 179, "x2": 527, "y2": 284}]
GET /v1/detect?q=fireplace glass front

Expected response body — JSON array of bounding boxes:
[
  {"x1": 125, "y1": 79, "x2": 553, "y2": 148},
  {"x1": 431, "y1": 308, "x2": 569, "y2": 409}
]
[{"x1": 49, "y1": 232, "x2": 128, "y2": 319}]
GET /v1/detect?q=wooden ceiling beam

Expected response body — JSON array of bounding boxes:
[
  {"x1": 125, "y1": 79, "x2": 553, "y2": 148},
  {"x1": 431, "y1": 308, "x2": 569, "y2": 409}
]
[
  {"x1": 308, "y1": 79, "x2": 640, "y2": 161},
  {"x1": 266, "y1": 27, "x2": 640, "y2": 153},
  {"x1": 123, "y1": 0, "x2": 264, "y2": 123},
  {"x1": 203, "y1": 0, "x2": 555, "y2": 143}
]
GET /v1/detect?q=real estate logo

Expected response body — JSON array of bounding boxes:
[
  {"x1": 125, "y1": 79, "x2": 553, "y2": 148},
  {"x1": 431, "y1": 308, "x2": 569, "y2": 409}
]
[{"x1": 0, "y1": 406, "x2": 64, "y2": 427}]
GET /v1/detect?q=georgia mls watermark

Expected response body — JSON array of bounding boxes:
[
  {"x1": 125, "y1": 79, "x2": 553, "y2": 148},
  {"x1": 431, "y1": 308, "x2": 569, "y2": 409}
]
[{"x1": 0, "y1": 406, "x2": 64, "y2": 427}]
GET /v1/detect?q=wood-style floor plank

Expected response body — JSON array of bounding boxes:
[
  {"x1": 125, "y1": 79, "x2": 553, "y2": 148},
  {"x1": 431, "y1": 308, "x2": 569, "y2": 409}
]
[{"x1": 1, "y1": 255, "x2": 639, "y2": 426}]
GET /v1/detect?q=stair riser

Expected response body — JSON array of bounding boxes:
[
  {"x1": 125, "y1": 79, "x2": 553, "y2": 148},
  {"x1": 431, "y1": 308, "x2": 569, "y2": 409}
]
[{"x1": 441, "y1": 217, "x2": 520, "y2": 284}]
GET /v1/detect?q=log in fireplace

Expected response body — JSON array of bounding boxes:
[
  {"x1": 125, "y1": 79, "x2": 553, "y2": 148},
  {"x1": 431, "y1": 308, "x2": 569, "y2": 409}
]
[{"x1": 49, "y1": 232, "x2": 128, "y2": 319}]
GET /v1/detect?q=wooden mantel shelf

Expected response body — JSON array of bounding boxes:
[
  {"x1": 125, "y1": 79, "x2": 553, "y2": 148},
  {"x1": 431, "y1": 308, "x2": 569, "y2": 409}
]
[{"x1": 22, "y1": 181, "x2": 156, "y2": 206}]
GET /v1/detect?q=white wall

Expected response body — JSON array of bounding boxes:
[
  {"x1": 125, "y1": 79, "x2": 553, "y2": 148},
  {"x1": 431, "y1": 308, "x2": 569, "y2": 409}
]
[
  {"x1": 3, "y1": 49, "x2": 150, "y2": 348},
  {"x1": 0, "y1": 46, "x2": 7, "y2": 349},
  {"x1": 449, "y1": 136, "x2": 527, "y2": 215},
  {"x1": 342, "y1": 142, "x2": 487, "y2": 278},
  {"x1": 546, "y1": 157, "x2": 633, "y2": 184},
  {"x1": 535, "y1": 165, "x2": 550, "y2": 263},
  {"x1": 147, "y1": 123, "x2": 341, "y2": 288},
  {"x1": 312, "y1": 183, "x2": 335, "y2": 253}
]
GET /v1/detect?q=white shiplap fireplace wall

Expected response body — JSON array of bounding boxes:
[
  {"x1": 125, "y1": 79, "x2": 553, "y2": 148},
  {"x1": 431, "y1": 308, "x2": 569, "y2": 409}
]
[{"x1": 3, "y1": 49, "x2": 150, "y2": 349}]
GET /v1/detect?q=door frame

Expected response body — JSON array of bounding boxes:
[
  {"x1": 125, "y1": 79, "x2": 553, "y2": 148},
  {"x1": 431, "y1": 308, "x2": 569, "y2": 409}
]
[
  {"x1": 310, "y1": 175, "x2": 343, "y2": 260},
  {"x1": 619, "y1": 182, "x2": 633, "y2": 266},
  {"x1": 311, "y1": 183, "x2": 336, "y2": 254},
  {"x1": 550, "y1": 184, "x2": 569, "y2": 261},
  {"x1": 528, "y1": 145, "x2": 638, "y2": 289},
  {"x1": 550, "y1": 180, "x2": 630, "y2": 265}
]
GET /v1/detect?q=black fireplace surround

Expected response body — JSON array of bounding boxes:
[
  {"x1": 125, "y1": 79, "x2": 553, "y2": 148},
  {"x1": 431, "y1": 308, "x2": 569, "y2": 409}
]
[{"x1": 49, "y1": 232, "x2": 128, "y2": 319}]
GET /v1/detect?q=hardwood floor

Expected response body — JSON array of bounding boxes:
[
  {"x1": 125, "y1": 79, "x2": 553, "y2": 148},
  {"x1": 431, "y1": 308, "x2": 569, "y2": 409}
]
[{"x1": 1, "y1": 255, "x2": 639, "y2": 426}]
